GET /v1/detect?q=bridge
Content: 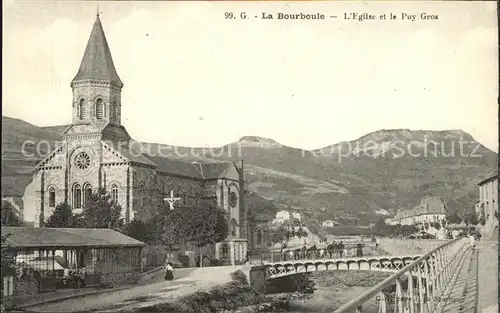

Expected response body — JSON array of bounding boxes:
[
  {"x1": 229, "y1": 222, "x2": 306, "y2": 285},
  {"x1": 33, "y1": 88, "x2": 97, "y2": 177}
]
[
  {"x1": 250, "y1": 237, "x2": 485, "y2": 313},
  {"x1": 264, "y1": 255, "x2": 422, "y2": 279}
]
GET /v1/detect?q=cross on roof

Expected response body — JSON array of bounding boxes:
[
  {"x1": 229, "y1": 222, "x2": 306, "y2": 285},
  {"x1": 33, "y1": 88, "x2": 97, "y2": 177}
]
[{"x1": 164, "y1": 190, "x2": 181, "y2": 210}]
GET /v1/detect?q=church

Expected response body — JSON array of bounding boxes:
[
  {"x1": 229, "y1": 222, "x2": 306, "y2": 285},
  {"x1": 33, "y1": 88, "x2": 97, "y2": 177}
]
[{"x1": 22, "y1": 13, "x2": 248, "y2": 264}]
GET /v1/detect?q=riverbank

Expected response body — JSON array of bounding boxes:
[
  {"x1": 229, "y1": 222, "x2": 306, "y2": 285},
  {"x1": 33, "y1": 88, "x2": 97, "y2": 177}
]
[
  {"x1": 218, "y1": 270, "x2": 392, "y2": 313},
  {"x1": 89, "y1": 269, "x2": 392, "y2": 313},
  {"x1": 286, "y1": 271, "x2": 392, "y2": 313}
]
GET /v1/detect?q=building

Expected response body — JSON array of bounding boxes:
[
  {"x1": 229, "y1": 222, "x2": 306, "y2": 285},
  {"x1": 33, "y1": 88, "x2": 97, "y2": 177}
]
[
  {"x1": 21, "y1": 13, "x2": 247, "y2": 264},
  {"x1": 2, "y1": 227, "x2": 145, "y2": 306},
  {"x1": 271, "y1": 210, "x2": 302, "y2": 225},
  {"x1": 321, "y1": 220, "x2": 339, "y2": 228},
  {"x1": 272, "y1": 210, "x2": 292, "y2": 225},
  {"x1": 476, "y1": 173, "x2": 498, "y2": 237},
  {"x1": 292, "y1": 212, "x2": 301, "y2": 221},
  {"x1": 248, "y1": 214, "x2": 271, "y2": 253},
  {"x1": 387, "y1": 196, "x2": 447, "y2": 226}
]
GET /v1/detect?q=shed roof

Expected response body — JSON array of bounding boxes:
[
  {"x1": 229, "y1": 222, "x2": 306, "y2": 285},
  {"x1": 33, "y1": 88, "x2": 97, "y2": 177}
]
[{"x1": 1, "y1": 227, "x2": 146, "y2": 249}]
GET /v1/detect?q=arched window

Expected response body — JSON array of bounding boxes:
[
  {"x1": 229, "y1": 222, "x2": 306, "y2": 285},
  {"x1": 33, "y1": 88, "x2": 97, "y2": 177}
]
[
  {"x1": 83, "y1": 183, "x2": 92, "y2": 207},
  {"x1": 111, "y1": 184, "x2": 119, "y2": 204},
  {"x1": 48, "y1": 187, "x2": 56, "y2": 208},
  {"x1": 257, "y1": 230, "x2": 262, "y2": 245},
  {"x1": 73, "y1": 184, "x2": 82, "y2": 209},
  {"x1": 95, "y1": 98, "x2": 104, "y2": 119},
  {"x1": 221, "y1": 244, "x2": 229, "y2": 255},
  {"x1": 78, "y1": 99, "x2": 86, "y2": 120},
  {"x1": 230, "y1": 219, "x2": 237, "y2": 237}
]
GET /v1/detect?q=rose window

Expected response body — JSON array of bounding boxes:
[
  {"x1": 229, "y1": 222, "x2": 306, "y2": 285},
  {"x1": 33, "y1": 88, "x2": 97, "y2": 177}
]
[
  {"x1": 229, "y1": 192, "x2": 237, "y2": 208},
  {"x1": 75, "y1": 152, "x2": 91, "y2": 170}
]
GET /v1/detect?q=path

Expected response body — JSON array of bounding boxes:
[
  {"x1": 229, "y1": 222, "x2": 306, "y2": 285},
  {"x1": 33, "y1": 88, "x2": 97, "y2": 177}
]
[
  {"x1": 439, "y1": 247, "x2": 477, "y2": 313},
  {"x1": 477, "y1": 241, "x2": 498, "y2": 313},
  {"x1": 439, "y1": 240, "x2": 497, "y2": 313},
  {"x1": 26, "y1": 265, "x2": 250, "y2": 312}
]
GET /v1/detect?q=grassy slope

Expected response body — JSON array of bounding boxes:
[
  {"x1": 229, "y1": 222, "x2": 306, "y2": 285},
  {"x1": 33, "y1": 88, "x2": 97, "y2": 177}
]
[{"x1": 2, "y1": 116, "x2": 497, "y2": 226}]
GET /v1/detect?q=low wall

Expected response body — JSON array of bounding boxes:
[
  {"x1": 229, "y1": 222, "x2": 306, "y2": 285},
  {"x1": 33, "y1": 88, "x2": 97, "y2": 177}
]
[
  {"x1": 249, "y1": 266, "x2": 314, "y2": 295},
  {"x1": 379, "y1": 239, "x2": 450, "y2": 255},
  {"x1": 100, "y1": 271, "x2": 141, "y2": 287}
]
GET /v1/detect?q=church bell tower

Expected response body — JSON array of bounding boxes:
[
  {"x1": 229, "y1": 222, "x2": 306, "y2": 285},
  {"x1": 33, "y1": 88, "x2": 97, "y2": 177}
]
[{"x1": 70, "y1": 13, "x2": 124, "y2": 126}]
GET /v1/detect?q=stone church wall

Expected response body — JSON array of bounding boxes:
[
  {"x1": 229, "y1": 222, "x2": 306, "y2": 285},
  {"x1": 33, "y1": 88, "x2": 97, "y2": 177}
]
[
  {"x1": 101, "y1": 164, "x2": 129, "y2": 216},
  {"x1": 131, "y1": 166, "x2": 159, "y2": 220},
  {"x1": 158, "y1": 174, "x2": 205, "y2": 209}
]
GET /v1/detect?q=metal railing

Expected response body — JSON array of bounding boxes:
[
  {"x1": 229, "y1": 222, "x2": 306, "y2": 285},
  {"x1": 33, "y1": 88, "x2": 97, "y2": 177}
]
[
  {"x1": 257, "y1": 244, "x2": 386, "y2": 264},
  {"x1": 332, "y1": 237, "x2": 469, "y2": 313}
]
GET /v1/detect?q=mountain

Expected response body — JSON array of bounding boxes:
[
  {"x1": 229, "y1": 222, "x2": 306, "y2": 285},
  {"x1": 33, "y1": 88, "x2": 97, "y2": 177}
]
[{"x1": 1, "y1": 116, "x2": 497, "y2": 226}]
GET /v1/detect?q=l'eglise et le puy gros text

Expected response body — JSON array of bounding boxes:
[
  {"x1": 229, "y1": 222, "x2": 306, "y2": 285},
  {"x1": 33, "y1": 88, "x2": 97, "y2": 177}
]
[{"x1": 344, "y1": 12, "x2": 439, "y2": 21}]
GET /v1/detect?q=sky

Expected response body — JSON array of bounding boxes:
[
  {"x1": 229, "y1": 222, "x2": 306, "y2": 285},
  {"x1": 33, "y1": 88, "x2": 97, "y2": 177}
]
[{"x1": 3, "y1": 1, "x2": 498, "y2": 151}]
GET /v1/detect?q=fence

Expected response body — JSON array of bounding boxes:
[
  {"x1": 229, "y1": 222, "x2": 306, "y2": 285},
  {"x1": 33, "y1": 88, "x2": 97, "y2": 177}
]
[{"x1": 332, "y1": 237, "x2": 469, "y2": 313}]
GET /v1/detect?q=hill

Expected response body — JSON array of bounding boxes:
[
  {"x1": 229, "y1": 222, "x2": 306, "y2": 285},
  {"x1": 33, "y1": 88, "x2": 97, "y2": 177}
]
[{"x1": 1, "y1": 116, "x2": 497, "y2": 226}]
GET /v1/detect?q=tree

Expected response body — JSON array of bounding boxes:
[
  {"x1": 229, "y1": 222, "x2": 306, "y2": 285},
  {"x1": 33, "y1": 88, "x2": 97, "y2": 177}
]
[
  {"x1": 441, "y1": 219, "x2": 447, "y2": 228},
  {"x1": 153, "y1": 206, "x2": 190, "y2": 256},
  {"x1": 1, "y1": 234, "x2": 16, "y2": 277},
  {"x1": 445, "y1": 211, "x2": 462, "y2": 224},
  {"x1": 122, "y1": 219, "x2": 154, "y2": 243},
  {"x1": 183, "y1": 202, "x2": 229, "y2": 267},
  {"x1": 270, "y1": 225, "x2": 287, "y2": 244},
  {"x1": 478, "y1": 215, "x2": 486, "y2": 226},
  {"x1": 1, "y1": 201, "x2": 23, "y2": 226},
  {"x1": 45, "y1": 202, "x2": 79, "y2": 228},
  {"x1": 373, "y1": 217, "x2": 390, "y2": 237},
  {"x1": 296, "y1": 226, "x2": 305, "y2": 239},
  {"x1": 463, "y1": 211, "x2": 478, "y2": 226},
  {"x1": 79, "y1": 188, "x2": 124, "y2": 229}
]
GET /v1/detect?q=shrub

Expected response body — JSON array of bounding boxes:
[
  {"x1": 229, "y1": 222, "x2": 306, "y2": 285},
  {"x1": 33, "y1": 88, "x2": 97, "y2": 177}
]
[{"x1": 230, "y1": 269, "x2": 249, "y2": 285}]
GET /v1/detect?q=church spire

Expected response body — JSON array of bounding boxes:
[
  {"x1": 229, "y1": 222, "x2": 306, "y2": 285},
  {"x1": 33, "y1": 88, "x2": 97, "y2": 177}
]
[{"x1": 71, "y1": 13, "x2": 123, "y2": 88}]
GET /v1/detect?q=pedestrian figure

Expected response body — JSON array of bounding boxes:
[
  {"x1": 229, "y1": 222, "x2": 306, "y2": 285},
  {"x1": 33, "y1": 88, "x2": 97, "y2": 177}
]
[
  {"x1": 343, "y1": 246, "x2": 348, "y2": 258},
  {"x1": 375, "y1": 237, "x2": 380, "y2": 249},
  {"x1": 469, "y1": 233, "x2": 475, "y2": 250},
  {"x1": 164, "y1": 261, "x2": 174, "y2": 281},
  {"x1": 356, "y1": 243, "x2": 364, "y2": 257},
  {"x1": 339, "y1": 241, "x2": 345, "y2": 258}
]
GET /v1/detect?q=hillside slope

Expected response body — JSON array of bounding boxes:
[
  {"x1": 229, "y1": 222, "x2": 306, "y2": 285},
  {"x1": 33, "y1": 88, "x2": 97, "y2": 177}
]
[{"x1": 2, "y1": 116, "x2": 497, "y2": 225}]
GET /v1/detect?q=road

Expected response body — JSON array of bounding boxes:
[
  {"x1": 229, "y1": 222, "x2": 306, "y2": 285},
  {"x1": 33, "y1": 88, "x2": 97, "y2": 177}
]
[
  {"x1": 26, "y1": 265, "x2": 250, "y2": 312},
  {"x1": 477, "y1": 240, "x2": 498, "y2": 313}
]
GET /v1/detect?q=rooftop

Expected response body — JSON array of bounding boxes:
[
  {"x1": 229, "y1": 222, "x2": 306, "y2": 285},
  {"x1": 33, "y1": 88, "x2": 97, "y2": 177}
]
[
  {"x1": 393, "y1": 196, "x2": 447, "y2": 219},
  {"x1": 71, "y1": 14, "x2": 123, "y2": 87},
  {"x1": 478, "y1": 173, "x2": 498, "y2": 186},
  {"x1": 1, "y1": 227, "x2": 146, "y2": 249}
]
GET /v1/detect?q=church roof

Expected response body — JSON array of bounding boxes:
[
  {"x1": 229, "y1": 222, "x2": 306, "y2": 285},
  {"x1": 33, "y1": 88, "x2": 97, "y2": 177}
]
[
  {"x1": 71, "y1": 14, "x2": 123, "y2": 87},
  {"x1": 2, "y1": 227, "x2": 145, "y2": 248},
  {"x1": 146, "y1": 156, "x2": 205, "y2": 178},
  {"x1": 145, "y1": 155, "x2": 238, "y2": 180},
  {"x1": 107, "y1": 141, "x2": 156, "y2": 167},
  {"x1": 199, "y1": 162, "x2": 233, "y2": 179}
]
